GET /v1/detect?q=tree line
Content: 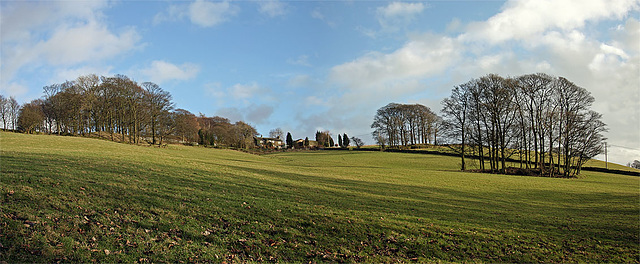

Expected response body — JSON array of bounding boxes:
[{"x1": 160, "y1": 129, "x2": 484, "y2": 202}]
[
  {"x1": 371, "y1": 103, "x2": 441, "y2": 148},
  {"x1": 440, "y1": 73, "x2": 607, "y2": 177},
  {"x1": 7, "y1": 74, "x2": 260, "y2": 148}
]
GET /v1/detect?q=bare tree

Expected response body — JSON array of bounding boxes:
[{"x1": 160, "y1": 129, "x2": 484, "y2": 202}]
[
  {"x1": 231, "y1": 121, "x2": 257, "y2": 149},
  {"x1": 440, "y1": 73, "x2": 606, "y2": 177},
  {"x1": 372, "y1": 103, "x2": 439, "y2": 148},
  {"x1": 269, "y1": 128, "x2": 283, "y2": 139},
  {"x1": 8, "y1": 97, "x2": 20, "y2": 131},
  {"x1": 0, "y1": 95, "x2": 8, "y2": 129},
  {"x1": 351, "y1": 137, "x2": 364, "y2": 148},
  {"x1": 174, "y1": 109, "x2": 199, "y2": 143},
  {"x1": 441, "y1": 81, "x2": 471, "y2": 170},
  {"x1": 142, "y1": 82, "x2": 174, "y2": 145}
]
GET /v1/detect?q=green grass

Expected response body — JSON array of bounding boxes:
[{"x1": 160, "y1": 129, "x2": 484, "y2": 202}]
[{"x1": 1, "y1": 132, "x2": 638, "y2": 262}]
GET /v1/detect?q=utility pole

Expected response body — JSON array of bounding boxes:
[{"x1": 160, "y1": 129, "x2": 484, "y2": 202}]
[{"x1": 604, "y1": 141, "x2": 608, "y2": 170}]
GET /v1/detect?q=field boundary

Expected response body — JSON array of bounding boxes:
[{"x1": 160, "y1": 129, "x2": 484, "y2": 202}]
[{"x1": 339, "y1": 147, "x2": 640, "y2": 177}]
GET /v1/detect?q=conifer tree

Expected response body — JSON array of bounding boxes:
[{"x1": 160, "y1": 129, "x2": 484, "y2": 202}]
[{"x1": 286, "y1": 132, "x2": 293, "y2": 149}]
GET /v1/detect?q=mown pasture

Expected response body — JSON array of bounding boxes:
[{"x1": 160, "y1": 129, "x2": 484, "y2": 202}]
[{"x1": 0, "y1": 132, "x2": 638, "y2": 262}]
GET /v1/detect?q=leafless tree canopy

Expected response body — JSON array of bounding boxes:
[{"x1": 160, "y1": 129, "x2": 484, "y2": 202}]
[
  {"x1": 440, "y1": 73, "x2": 607, "y2": 177},
  {"x1": 371, "y1": 103, "x2": 440, "y2": 148}
]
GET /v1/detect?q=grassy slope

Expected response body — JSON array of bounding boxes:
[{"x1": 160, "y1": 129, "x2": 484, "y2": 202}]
[{"x1": 1, "y1": 132, "x2": 638, "y2": 262}]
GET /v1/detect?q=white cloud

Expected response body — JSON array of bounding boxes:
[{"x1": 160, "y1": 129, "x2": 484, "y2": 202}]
[
  {"x1": 229, "y1": 82, "x2": 263, "y2": 99},
  {"x1": 139, "y1": 60, "x2": 200, "y2": 84},
  {"x1": 304, "y1": 96, "x2": 328, "y2": 107},
  {"x1": 376, "y1": 2, "x2": 426, "y2": 31},
  {"x1": 0, "y1": 0, "x2": 109, "y2": 44},
  {"x1": 189, "y1": 0, "x2": 238, "y2": 27},
  {"x1": 0, "y1": 82, "x2": 28, "y2": 99},
  {"x1": 154, "y1": 0, "x2": 239, "y2": 27},
  {"x1": 39, "y1": 22, "x2": 140, "y2": 66},
  {"x1": 153, "y1": 5, "x2": 186, "y2": 25},
  {"x1": 52, "y1": 65, "x2": 113, "y2": 84},
  {"x1": 330, "y1": 34, "x2": 460, "y2": 89},
  {"x1": 0, "y1": 1, "x2": 141, "y2": 84},
  {"x1": 462, "y1": 0, "x2": 639, "y2": 44},
  {"x1": 377, "y1": 2, "x2": 425, "y2": 18},
  {"x1": 287, "y1": 74, "x2": 312, "y2": 87},
  {"x1": 258, "y1": 1, "x2": 287, "y2": 18},
  {"x1": 205, "y1": 82, "x2": 224, "y2": 97}
]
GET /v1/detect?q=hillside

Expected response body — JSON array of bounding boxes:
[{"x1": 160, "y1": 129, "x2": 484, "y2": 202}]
[{"x1": 1, "y1": 132, "x2": 638, "y2": 262}]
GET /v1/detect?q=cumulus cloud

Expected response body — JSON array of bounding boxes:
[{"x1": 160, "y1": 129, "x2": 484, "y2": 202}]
[
  {"x1": 189, "y1": 0, "x2": 238, "y2": 27},
  {"x1": 229, "y1": 82, "x2": 265, "y2": 99},
  {"x1": 139, "y1": 60, "x2": 200, "y2": 84},
  {"x1": 154, "y1": 0, "x2": 239, "y2": 27},
  {"x1": 0, "y1": 82, "x2": 29, "y2": 99},
  {"x1": 376, "y1": 2, "x2": 426, "y2": 31},
  {"x1": 0, "y1": 0, "x2": 108, "y2": 43},
  {"x1": 462, "y1": 0, "x2": 639, "y2": 44},
  {"x1": 330, "y1": 34, "x2": 460, "y2": 90},
  {"x1": 0, "y1": 1, "x2": 141, "y2": 84}
]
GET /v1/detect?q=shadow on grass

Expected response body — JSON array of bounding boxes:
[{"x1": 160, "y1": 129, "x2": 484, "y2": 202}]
[{"x1": 1, "y1": 151, "x2": 638, "y2": 262}]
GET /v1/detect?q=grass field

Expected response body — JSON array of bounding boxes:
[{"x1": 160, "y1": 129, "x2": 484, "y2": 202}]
[{"x1": 1, "y1": 132, "x2": 638, "y2": 262}]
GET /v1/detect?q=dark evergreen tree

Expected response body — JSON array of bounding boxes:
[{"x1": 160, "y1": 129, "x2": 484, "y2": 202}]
[
  {"x1": 343, "y1": 133, "x2": 350, "y2": 147},
  {"x1": 286, "y1": 132, "x2": 293, "y2": 148},
  {"x1": 338, "y1": 134, "x2": 343, "y2": 147}
]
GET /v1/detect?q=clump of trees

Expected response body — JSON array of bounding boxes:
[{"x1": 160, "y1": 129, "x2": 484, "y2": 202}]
[
  {"x1": 441, "y1": 73, "x2": 607, "y2": 177},
  {"x1": 338, "y1": 133, "x2": 350, "y2": 148},
  {"x1": 10, "y1": 73, "x2": 258, "y2": 148},
  {"x1": 315, "y1": 131, "x2": 333, "y2": 148},
  {"x1": 0, "y1": 95, "x2": 20, "y2": 130},
  {"x1": 371, "y1": 103, "x2": 440, "y2": 148},
  {"x1": 197, "y1": 115, "x2": 257, "y2": 149}
]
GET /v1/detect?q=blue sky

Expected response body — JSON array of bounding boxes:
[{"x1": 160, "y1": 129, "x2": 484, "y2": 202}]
[{"x1": 1, "y1": 0, "x2": 639, "y2": 165}]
